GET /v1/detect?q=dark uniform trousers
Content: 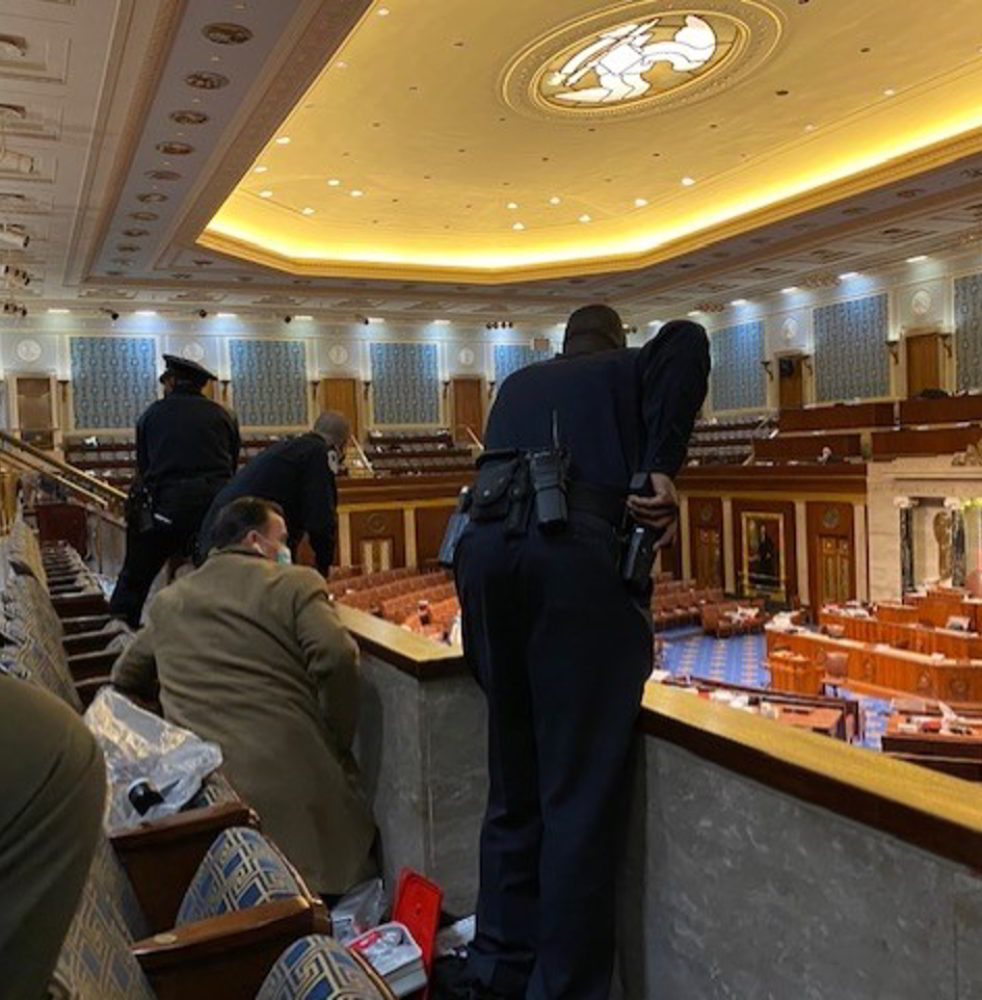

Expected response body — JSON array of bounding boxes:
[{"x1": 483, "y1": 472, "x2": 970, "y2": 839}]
[
  {"x1": 0, "y1": 678, "x2": 106, "y2": 1000},
  {"x1": 455, "y1": 509, "x2": 652, "y2": 999},
  {"x1": 109, "y1": 477, "x2": 227, "y2": 627}
]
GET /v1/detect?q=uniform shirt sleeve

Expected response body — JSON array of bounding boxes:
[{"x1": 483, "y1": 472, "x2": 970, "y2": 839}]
[
  {"x1": 227, "y1": 409, "x2": 241, "y2": 471},
  {"x1": 293, "y1": 574, "x2": 360, "y2": 752},
  {"x1": 135, "y1": 412, "x2": 149, "y2": 479},
  {"x1": 300, "y1": 445, "x2": 338, "y2": 574},
  {"x1": 110, "y1": 620, "x2": 159, "y2": 701},
  {"x1": 638, "y1": 319, "x2": 711, "y2": 478}
]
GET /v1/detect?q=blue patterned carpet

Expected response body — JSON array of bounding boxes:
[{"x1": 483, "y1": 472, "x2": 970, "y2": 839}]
[{"x1": 658, "y1": 628, "x2": 891, "y2": 750}]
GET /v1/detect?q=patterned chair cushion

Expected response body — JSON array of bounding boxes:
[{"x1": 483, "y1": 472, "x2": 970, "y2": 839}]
[
  {"x1": 48, "y1": 880, "x2": 155, "y2": 1000},
  {"x1": 175, "y1": 827, "x2": 307, "y2": 926},
  {"x1": 88, "y1": 837, "x2": 150, "y2": 941},
  {"x1": 255, "y1": 936, "x2": 388, "y2": 1000}
]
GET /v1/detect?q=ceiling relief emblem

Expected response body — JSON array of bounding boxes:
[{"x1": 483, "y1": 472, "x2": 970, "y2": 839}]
[
  {"x1": 181, "y1": 341, "x2": 206, "y2": 363},
  {"x1": 155, "y1": 141, "x2": 194, "y2": 157},
  {"x1": 15, "y1": 339, "x2": 42, "y2": 363},
  {"x1": 129, "y1": 211, "x2": 159, "y2": 222},
  {"x1": 170, "y1": 110, "x2": 209, "y2": 126},
  {"x1": 953, "y1": 439, "x2": 982, "y2": 467},
  {"x1": 911, "y1": 289, "x2": 933, "y2": 317},
  {"x1": 327, "y1": 345, "x2": 349, "y2": 366},
  {"x1": 782, "y1": 317, "x2": 799, "y2": 343},
  {"x1": 184, "y1": 71, "x2": 229, "y2": 91},
  {"x1": 542, "y1": 16, "x2": 721, "y2": 107},
  {"x1": 503, "y1": 1, "x2": 782, "y2": 120},
  {"x1": 458, "y1": 348, "x2": 476, "y2": 367},
  {"x1": 202, "y1": 23, "x2": 253, "y2": 46}
]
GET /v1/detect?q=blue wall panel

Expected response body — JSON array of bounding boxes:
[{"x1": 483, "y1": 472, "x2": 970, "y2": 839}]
[{"x1": 71, "y1": 336, "x2": 157, "y2": 429}]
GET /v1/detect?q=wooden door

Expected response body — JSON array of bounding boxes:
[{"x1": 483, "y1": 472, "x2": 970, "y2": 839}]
[
  {"x1": 778, "y1": 356, "x2": 804, "y2": 410},
  {"x1": 319, "y1": 378, "x2": 360, "y2": 440},
  {"x1": 906, "y1": 333, "x2": 941, "y2": 398},
  {"x1": 15, "y1": 376, "x2": 55, "y2": 449},
  {"x1": 695, "y1": 527, "x2": 723, "y2": 588},
  {"x1": 819, "y1": 536, "x2": 852, "y2": 605},
  {"x1": 452, "y1": 377, "x2": 484, "y2": 443}
]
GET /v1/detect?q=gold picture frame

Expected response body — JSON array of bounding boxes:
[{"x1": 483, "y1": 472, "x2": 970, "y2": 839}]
[{"x1": 741, "y1": 511, "x2": 785, "y2": 600}]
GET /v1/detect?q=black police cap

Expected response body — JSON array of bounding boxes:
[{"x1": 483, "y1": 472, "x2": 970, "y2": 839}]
[{"x1": 160, "y1": 353, "x2": 217, "y2": 384}]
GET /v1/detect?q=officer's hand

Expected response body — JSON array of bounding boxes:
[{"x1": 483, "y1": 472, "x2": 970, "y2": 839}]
[{"x1": 627, "y1": 473, "x2": 679, "y2": 549}]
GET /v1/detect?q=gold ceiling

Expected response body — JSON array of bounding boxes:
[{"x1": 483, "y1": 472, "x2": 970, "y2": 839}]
[{"x1": 201, "y1": 0, "x2": 982, "y2": 283}]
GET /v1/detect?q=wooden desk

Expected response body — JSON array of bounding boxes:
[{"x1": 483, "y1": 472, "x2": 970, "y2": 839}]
[
  {"x1": 766, "y1": 627, "x2": 982, "y2": 702},
  {"x1": 773, "y1": 705, "x2": 844, "y2": 737},
  {"x1": 778, "y1": 401, "x2": 894, "y2": 433},
  {"x1": 819, "y1": 609, "x2": 982, "y2": 659}
]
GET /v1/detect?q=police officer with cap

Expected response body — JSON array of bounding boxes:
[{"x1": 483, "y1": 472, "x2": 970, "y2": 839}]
[
  {"x1": 109, "y1": 353, "x2": 240, "y2": 626},
  {"x1": 447, "y1": 304, "x2": 709, "y2": 1000}
]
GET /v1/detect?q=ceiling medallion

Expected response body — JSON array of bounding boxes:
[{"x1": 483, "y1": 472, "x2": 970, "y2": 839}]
[
  {"x1": 115, "y1": 245, "x2": 141, "y2": 253},
  {"x1": 203, "y1": 23, "x2": 253, "y2": 45},
  {"x1": 502, "y1": 1, "x2": 782, "y2": 120},
  {"x1": 137, "y1": 192, "x2": 169, "y2": 203},
  {"x1": 145, "y1": 169, "x2": 182, "y2": 181},
  {"x1": 129, "y1": 211, "x2": 159, "y2": 221},
  {"x1": 122, "y1": 228, "x2": 149, "y2": 238},
  {"x1": 185, "y1": 71, "x2": 230, "y2": 90},
  {"x1": 170, "y1": 109, "x2": 210, "y2": 126}
]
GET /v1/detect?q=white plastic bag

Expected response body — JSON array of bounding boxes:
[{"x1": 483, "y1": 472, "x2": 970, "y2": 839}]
[
  {"x1": 331, "y1": 877, "x2": 387, "y2": 944},
  {"x1": 83, "y1": 688, "x2": 222, "y2": 831}
]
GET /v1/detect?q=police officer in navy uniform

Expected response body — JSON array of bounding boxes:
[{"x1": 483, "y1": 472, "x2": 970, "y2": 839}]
[
  {"x1": 109, "y1": 354, "x2": 240, "y2": 626},
  {"x1": 449, "y1": 305, "x2": 709, "y2": 1000},
  {"x1": 195, "y1": 410, "x2": 349, "y2": 573}
]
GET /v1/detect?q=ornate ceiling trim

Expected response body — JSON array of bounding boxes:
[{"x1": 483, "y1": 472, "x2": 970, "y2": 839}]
[{"x1": 197, "y1": 127, "x2": 982, "y2": 286}]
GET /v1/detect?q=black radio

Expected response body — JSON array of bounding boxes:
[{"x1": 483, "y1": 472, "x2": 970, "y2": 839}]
[{"x1": 621, "y1": 473, "x2": 662, "y2": 591}]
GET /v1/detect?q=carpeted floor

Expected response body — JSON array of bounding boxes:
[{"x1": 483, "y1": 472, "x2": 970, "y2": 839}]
[{"x1": 657, "y1": 627, "x2": 891, "y2": 750}]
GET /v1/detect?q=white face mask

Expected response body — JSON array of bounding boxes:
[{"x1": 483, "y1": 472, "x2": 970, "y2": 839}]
[
  {"x1": 275, "y1": 546, "x2": 292, "y2": 566},
  {"x1": 327, "y1": 448, "x2": 341, "y2": 475},
  {"x1": 252, "y1": 534, "x2": 292, "y2": 566}
]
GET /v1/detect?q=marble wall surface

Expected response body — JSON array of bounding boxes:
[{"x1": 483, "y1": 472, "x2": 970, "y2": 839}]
[
  {"x1": 615, "y1": 737, "x2": 982, "y2": 999},
  {"x1": 354, "y1": 653, "x2": 487, "y2": 915}
]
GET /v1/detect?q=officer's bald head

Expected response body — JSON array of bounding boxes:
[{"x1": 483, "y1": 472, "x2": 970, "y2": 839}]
[{"x1": 562, "y1": 304, "x2": 627, "y2": 356}]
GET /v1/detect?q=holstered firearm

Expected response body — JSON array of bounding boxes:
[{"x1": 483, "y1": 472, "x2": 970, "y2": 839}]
[{"x1": 438, "y1": 487, "x2": 473, "y2": 568}]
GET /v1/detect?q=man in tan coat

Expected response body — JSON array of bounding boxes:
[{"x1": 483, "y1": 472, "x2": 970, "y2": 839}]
[{"x1": 111, "y1": 496, "x2": 377, "y2": 897}]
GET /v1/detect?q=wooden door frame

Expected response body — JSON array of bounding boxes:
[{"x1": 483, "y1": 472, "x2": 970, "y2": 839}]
[
  {"x1": 772, "y1": 349, "x2": 813, "y2": 408},
  {"x1": 450, "y1": 376, "x2": 485, "y2": 443},
  {"x1": 8, "y1": 371, "x2": 59, "y2": 443},
  {"x1": 904, "y1": 329, "x2": 943, "y2": 399}
]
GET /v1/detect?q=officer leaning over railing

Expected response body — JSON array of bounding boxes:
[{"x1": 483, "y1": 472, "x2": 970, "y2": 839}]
[{"x1": 436, "y1": 304, "x2": 710, "y2": 1000}]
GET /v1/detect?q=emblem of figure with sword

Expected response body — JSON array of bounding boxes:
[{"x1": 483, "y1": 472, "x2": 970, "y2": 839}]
[{"x1": 548, "y1": 14, "x2": 717, "y2": 105}]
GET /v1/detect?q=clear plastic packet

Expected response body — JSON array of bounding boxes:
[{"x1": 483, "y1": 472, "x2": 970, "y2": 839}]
[
  {"x1": 83, "y1": 687, "x2": 223, "y2": 831},
  {"x1": 331, "y1": 877, "x2": 387, "y2": 944}
]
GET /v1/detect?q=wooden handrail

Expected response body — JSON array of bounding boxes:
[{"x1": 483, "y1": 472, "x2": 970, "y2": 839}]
[
  {"x1": 0, "y1": 449, "x2": 114, "y2": 508},
  {"x1": 346, "y1": 434, "x2": 374, "y2": 475},
  {"x1": 0, "y1": 429, "x2": 127, "y2": 505},
  {"x1": 454, "y1": 424, "x2": 484, "y2": 451}
]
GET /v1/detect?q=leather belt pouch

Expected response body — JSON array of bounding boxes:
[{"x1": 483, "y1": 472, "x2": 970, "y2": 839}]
[{"x1": 470, "y1": 454, "x2": 521, "y2": 522}]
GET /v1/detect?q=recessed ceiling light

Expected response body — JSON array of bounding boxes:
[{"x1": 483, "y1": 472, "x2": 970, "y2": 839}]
[
  {"x1": 135, "y1": 310, "x2": 157, "y2": 316},
  {"x1": 253, "y1": 166, "x2": 268, "y2": 173},
  {"x1": 350, "y1": 189, "x2": 364, "y2": 197},
  {"x1": 275, "y1": 136, "x2": 291, "y2": 145},
  {"x1": 634, "y1": 197, "x2": 648, "y2": 207},
  {"x1": 506, "y1": 201, "x2": 519, "y2": 210},
  {"x1": 687, "y1": 310, "x2": 702, "y2": 317},
  {"x1": 839, "y1": 271, "x2": 859, "y2": 280},
  {"x1": 647, "y1": 320, "x2": 660, "y2": 327},
  {"x1": 47, "y1": 308, "x2": 70, "y2": 314},
  {"x1": 782, "y1": 287, "x2": 799, "y2": 294},
  {"x1": 579, "y1": 214, "x2": 591, "y2": 223},
  {"x1": 366, "y1": 316, "x2": 384, "y2": 324},
  {"x1": 804, "y1": 123, "x2": 817, "y2": 132},
  {"x1": 549, "y1": 196, "x2": 562, "y2": 205},
  {"x1": 216, "y1": 312, "x2": 237, "y2": 318},
  {"x1": 335, "y1": 60, "x2": 348, "y2": 69},
  {"x1": 906, "y1": 255, "x2": 928, "y2": 263},
  {"x1": 883, "y1": 88, "x2": 896, "y2": 97},
  {"x1": 681, "y1": 177, "x2": 696, "y2": 186},
  {"x1": 377, "y1": 6, "x2": 390, "y2": 14},
  {"x1": 259, "y1": 189, "x2": 273, "y2": 198},
  {"x1": 512, "y1": 222, "x2": 525, "y2": 231},
  {"x1": 294, "y1": 315, "x2": 314, "y2": 321},
  {"x1": 327, "y1": 178, "x2": 341, "y2": 186},
  {"x1": 730, "y1": 299, "x2": 748, "y2": 306},
  {"x1": 302, "y1": 207, "x2": 315, "y2": 215},
  {"x1": 433, "y1": 319, "x2": 451, "y2": 325}
]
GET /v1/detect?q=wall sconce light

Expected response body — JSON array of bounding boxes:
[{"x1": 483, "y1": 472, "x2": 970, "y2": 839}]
[
  {"x1": 885, "y1": 340, "x2": 900, "y2": 364},
  {"x1": 487, "y1": 380, "x2": 497, "y2": 399},
  {"x1": 940, "y1": 332, "x2": 954, "y2": 359},
  {"x1": 362, "y1": 380, "x2": 372, "y2": 399},
  {"x1": 760, "y1": 360, "x2": 774, "y2": 382},
  {"x1": 441, "y1": 380, "x2": 451, "y2": 397},
  {"x1": 803, "y1": 356, "x2": 814, "y2": 376}
]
